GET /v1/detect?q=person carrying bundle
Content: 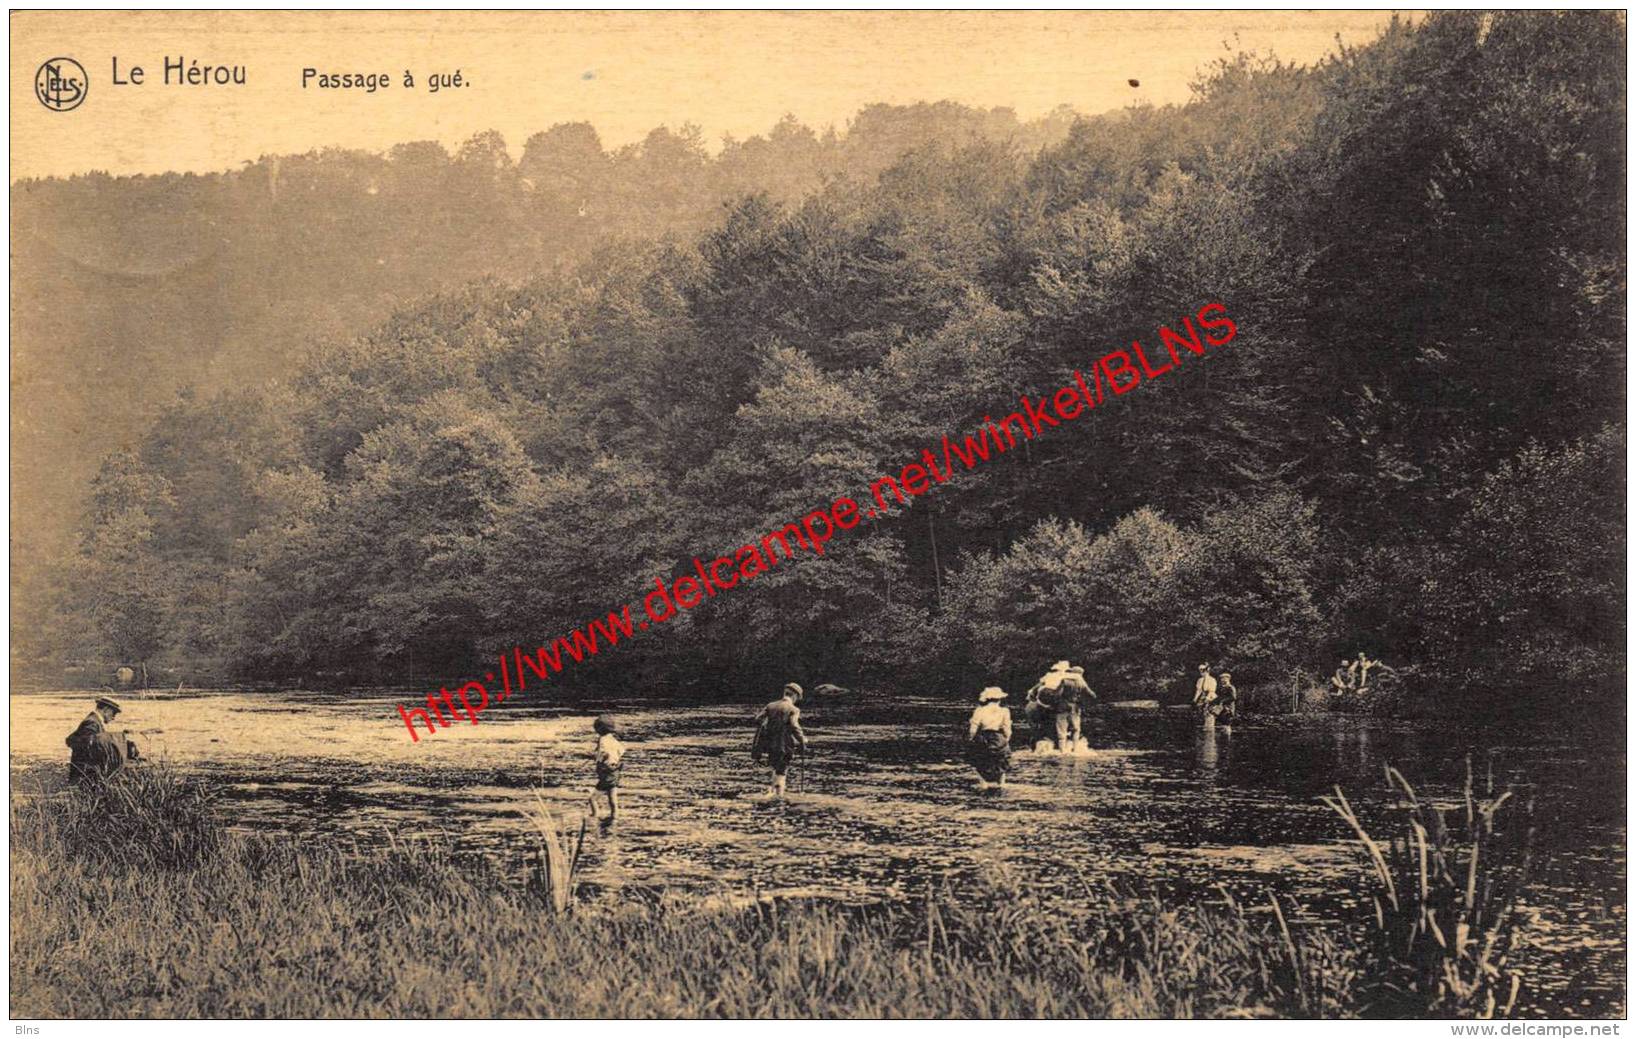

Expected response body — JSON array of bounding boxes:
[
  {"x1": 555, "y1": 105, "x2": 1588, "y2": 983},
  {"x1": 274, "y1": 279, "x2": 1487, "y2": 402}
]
[{"x1": 1027, "y1": 661, "x2": 1092, "y2": 752}]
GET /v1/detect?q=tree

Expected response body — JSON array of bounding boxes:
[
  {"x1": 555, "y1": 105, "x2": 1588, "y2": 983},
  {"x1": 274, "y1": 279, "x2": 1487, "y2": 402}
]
[
  {"x1": 1422, "y1": 427, "x2": 1624, "y2": 711},
  {"x1": 75, "y1": 452, "x2": 177, "y2": 670}
]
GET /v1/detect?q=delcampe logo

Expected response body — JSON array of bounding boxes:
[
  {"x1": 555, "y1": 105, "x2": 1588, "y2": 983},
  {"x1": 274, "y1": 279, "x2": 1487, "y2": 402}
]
[{"x1": 35, "y1": 57, "x2": 87, "y2": 111}]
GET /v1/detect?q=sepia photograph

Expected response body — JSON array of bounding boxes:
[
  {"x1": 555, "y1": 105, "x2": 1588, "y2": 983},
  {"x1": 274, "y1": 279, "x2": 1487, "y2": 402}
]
[{"x1": 7, "y1": 8, "x2": 1628, "y2": 1026}]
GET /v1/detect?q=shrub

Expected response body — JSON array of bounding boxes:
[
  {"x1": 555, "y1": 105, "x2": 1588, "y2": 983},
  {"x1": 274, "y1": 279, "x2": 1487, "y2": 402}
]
[
  {"x1": 939, "y1": 486, "x2": 1325, "y2": 699},
  {"x1": 1423, "y1": 427, "x2": 1625, "y2": 714},
  {"x1": 10, "y1": 762, "x2": 225, "y2": 871}
]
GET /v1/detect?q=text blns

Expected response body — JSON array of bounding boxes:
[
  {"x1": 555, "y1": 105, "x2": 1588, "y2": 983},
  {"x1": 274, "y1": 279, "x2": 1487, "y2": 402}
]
[{"x1": 394, "y1": 301, "x2": 1235, "y2": 741}]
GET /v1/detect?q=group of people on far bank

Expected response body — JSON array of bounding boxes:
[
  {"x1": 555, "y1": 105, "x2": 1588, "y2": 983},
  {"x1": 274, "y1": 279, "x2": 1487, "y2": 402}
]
[{"x1": 1331, "y1": 651, "x2": 1382, "y2": 694}]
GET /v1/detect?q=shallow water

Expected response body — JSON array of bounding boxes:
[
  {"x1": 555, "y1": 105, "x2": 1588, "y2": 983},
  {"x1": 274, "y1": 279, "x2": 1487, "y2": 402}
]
[{"x1": 11, "y1": 690, "x2": 1625, "y2": 1016}]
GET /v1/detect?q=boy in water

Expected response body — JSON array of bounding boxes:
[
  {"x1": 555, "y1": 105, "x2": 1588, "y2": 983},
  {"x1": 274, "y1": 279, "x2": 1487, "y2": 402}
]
[{"x1": 592, "y1": 715, "x2": 624, "y2": 831}]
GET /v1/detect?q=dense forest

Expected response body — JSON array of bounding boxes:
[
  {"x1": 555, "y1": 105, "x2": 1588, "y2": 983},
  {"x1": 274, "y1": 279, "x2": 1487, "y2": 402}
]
[
  {"x1": 12, "y1": 100, "x2": 1078, "y2": 551},
  {"x1": 15, "y1": 13, "x2": 1625, "y2": 719}
]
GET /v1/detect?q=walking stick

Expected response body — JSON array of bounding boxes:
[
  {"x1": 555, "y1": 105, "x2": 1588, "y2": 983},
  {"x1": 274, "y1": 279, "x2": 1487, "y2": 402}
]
[{"x1": 794, "y1": 742, "x2": 810, "y2": 794}]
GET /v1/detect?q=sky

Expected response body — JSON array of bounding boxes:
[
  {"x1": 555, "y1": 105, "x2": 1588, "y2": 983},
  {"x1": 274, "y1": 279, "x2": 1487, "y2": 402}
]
[{"x1": 11, "y1": 11, "x2": 1405, "y2": 181}]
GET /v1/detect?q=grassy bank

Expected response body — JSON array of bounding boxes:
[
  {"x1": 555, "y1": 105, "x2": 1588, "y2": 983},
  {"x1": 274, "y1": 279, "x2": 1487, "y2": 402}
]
[{"x1": 10, "y1": 764, "x2": 1528, "y2": 1019}]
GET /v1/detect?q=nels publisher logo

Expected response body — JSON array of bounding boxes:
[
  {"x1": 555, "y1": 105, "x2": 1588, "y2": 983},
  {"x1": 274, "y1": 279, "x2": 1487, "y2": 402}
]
[{"x1": 35, "y1": 57, "x2": 87, "y2": 112}]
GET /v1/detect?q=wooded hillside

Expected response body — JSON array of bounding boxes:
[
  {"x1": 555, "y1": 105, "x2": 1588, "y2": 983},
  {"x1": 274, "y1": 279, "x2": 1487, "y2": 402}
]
[{"x1": 18, "y1": 14, "x2": 1625, "y2": 716}]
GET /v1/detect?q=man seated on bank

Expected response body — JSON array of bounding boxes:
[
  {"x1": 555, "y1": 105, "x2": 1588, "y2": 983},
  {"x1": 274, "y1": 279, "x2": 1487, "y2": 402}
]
[
  {"x1": 66, "y1": 696, "x2": 139, "y2": 784},
  {"x1": 1354, "y1": 651, "x2": 1377, "y2": 690},
  {"x1": 1331, "y1": 658, "x2": 1355, "y2": 694}
]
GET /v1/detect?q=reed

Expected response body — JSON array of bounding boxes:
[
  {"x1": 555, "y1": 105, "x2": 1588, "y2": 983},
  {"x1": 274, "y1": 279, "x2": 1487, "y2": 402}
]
[
  {"x1": 1322, "y1": 757, "x2": 1533, "y2": 1018},
  {"x1": 523, "y1": 787, "x2": 587, "y2": 913}
]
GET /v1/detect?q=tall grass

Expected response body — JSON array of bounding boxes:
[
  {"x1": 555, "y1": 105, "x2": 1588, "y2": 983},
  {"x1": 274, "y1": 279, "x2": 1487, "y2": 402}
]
[
  {"x1": 11, "y1": 764, "x2": 1361, "y2": 1019},
  {"x1": 11, "y1": 762, "x2": 225, "y2": 870},
  {"x1": 523, "y1": 787, "x2": 587, "y2": 914},
  {"x1": 1323, "y1": 757, "x2": 1534, "y2": 1018}
]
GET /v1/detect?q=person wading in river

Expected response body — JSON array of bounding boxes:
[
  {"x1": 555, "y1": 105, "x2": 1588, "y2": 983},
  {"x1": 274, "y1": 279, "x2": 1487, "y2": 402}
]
[
  {"x1": 751, "y1": 683, "x2": 809, "y2": 799},
  {"x1": 1027, "y1": 660, "x2": 1087, "y2": 752},
  {"x1": 966, "y1": 686, "x2": 1013, "y2": 790},
  {"x1": 1193, "y1": 663, "x2": 1219, "y2": 730},
  {"x1": 1215, "y1": 672, "x2": 1239, "y2": 734},
  {"x1": 1060, "y1": 665, "x2": 1094, "y2": 750},
  {"x1": 591, "y1": 715, "x2": 625, "y2": 832}
]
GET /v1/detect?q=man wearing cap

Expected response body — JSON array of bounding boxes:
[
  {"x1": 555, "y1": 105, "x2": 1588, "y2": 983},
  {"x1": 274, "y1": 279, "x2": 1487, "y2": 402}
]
[
  {"x1": 1331, "y1": 658, "x2": 1355, "y2": 695},
  {"x1": 65, "y1": 696, "x2": 136, "y2": 784},
  {"x1": 752, "y1": 683, "x2": 809, "y2": 799},
  {"x1": 1215, "y1": 671, "x2": 1239, "y2": 733}
]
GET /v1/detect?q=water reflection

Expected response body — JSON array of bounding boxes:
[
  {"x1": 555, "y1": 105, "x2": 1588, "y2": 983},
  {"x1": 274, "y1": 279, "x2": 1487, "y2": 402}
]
[
  {"x1": 1197, "y1": 727, "x2": 1220, "y2": 771},
  {"x1": 9, "y1": 690, "x2": 1626, "y2": 1016}
]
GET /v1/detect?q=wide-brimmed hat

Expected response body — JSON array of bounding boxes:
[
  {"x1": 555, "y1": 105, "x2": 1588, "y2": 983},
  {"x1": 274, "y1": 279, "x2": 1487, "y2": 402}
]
[
  {"x1": 94, "y1": 696, "x2": 122, "y2": 714},
  {"x1": 593, "y1": 714, "x2": 619, "y2": 735},
  {"x1": 978, "y1": 687, "x2": 1007, "y2": 702},
  {"x1": 1050, "y1": 660, "x2": 1071, "y2": 672},
  {"x1": 1198, "y1": 663, "x2": 1211, "y2": 672},
  {"x1": 1219, "y1": 671, "x2": 1232, "y2": 680},
  {"x1": 1069, "y1": 665, "x2": 1085, "y2": 675},
  {"x1": 783, "y1": 682, "x2": 804, "y2": 698}
]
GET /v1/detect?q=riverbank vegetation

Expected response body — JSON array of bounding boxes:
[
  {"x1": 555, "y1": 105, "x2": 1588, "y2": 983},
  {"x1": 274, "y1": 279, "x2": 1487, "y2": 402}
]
[
  {"x1": 14, "y1": 13, "x2": 1624, "y2": 720},
  {"x1": 11, "y1": 763, "x2": 1543, "y2": 1019}
]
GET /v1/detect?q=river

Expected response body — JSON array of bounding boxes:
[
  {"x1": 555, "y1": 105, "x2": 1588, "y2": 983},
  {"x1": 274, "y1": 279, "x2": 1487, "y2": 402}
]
[{"x1": 10, "y1": 689, "x2": 1626, "y2": 1017}]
